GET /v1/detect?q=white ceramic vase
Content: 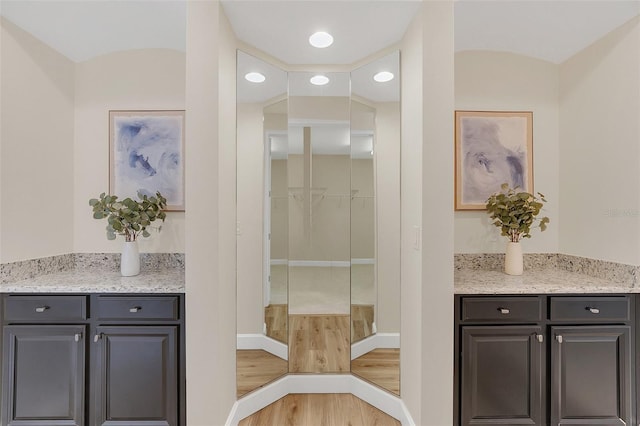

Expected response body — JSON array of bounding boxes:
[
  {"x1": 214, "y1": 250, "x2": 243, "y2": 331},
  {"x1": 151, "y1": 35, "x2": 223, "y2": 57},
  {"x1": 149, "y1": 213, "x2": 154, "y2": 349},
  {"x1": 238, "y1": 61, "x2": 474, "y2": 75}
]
[
  {"x1": 121, "y1": 241, "x2": 140, "y2": 277},
  {"x1": 504, "y1": 241, "x2": 523, "y2": 276}
]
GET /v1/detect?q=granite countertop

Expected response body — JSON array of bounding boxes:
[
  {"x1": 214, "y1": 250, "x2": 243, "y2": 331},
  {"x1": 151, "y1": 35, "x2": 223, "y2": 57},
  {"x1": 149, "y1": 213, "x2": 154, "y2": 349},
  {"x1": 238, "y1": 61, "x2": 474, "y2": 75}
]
[
  {"x1": 455, "y1": 268, "x2": 636, "y2": 294},
  {"x1": 0, "y1": 269, "x2": 185, "y2": 294}
]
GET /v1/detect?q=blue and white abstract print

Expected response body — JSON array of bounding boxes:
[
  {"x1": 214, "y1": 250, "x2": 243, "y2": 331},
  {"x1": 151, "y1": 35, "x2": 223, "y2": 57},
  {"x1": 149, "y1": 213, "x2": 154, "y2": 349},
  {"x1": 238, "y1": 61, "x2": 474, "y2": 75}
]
[
  {"x1": 112, "y1": 112, "x2": 184, "y2": 210},
  {"x1": 460, "y1": 116, "x2": 528, "y2": 205}
]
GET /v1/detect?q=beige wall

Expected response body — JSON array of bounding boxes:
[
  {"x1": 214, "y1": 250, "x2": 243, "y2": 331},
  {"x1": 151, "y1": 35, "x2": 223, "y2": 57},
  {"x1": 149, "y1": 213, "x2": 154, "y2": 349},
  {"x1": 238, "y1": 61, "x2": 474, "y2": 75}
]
[
  {"x1": 185, "y1": 2, "x2": 237, "y2": 424},
  {"x1": 560, "y1": 17, "x2": 640, "y2": 265},
  {"x1": 454, "y1": 51, "x2": 560, "y2": 254},
  {"x1": 0, "y1": 18, "x2": 75, "y2": 263},
  {"x1": 73, "y1": 49, "x2": 186, "y2": 254},
  {"x1": 401, "y1": 2, "x2": 454, "y2": 424}
]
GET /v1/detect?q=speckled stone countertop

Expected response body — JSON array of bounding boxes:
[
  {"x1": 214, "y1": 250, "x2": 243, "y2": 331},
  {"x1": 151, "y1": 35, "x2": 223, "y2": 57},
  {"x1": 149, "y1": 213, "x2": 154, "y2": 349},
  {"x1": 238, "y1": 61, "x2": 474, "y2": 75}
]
[
  {"x1": 455, "y1": 268, "x2": 636, "y2": 295},
  {"x1": 0, "y1": 269, "x2": 185, "y2": 294}
]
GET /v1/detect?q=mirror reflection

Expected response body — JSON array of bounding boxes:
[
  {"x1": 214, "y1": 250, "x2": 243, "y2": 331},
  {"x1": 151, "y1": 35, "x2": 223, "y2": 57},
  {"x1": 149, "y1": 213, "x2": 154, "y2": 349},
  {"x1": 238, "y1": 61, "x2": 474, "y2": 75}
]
[
  {"x1": 265, "y1": 99, "x2": 289, "y2": 345},
  {"x1": 349, "y1": 51, "x2": 401, "y2": 396},
  {"x1": 236, "y1": 50, "x2": 400, "y2": 398},
  {"x1": 350, "y1": 101, "x2": 376, "y2": 344},
  {"x1": 287, "y1": 72, "x2": 352, "y2": 373},
  {"x1": 236, "y1": 51, "x2": 288, "y2": 397}
]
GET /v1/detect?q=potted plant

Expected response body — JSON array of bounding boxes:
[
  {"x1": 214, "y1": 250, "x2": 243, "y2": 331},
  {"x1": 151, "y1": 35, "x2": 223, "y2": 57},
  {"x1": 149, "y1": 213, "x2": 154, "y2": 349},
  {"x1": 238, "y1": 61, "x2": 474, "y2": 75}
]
[
  {"x1": 485, "y1": 183, "x2": 549, "y2": 275},
  {"x1": 89, "y1": 192, "x2": 167, "y2": 276}
]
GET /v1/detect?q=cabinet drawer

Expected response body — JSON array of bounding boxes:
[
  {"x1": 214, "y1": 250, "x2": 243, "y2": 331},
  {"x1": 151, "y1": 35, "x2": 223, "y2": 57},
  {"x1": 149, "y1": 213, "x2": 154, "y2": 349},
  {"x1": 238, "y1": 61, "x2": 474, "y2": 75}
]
[
  {"x1": 549, "y1": 296, "x2": 630, "y2": 322},
  {"x1": 95, "y1": 296, "x2": 179, "y2": 321},
  {"x1": 461, "y1": 297, "x2": 542, "y2": 323},
  {"x1": 3, "y1": 295, "x2": 87, "y2": 322}
]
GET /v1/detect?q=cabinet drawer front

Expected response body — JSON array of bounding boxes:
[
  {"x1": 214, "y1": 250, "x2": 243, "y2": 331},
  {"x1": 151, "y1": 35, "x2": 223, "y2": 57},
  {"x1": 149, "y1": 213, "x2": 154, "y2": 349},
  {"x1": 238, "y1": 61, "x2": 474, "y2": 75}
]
[
  {"x1": 3, "y1": 295, "x2": 87, "y2": 322},
  {"x1": 96, "y1": 296, "x2": 179, "y2": 321},
  {"x1": 550, "y1": 296, "x2": 630, "y2": 322},
  {"x1": 461, "y1": 297, "x2": 542, "y2": 323}
]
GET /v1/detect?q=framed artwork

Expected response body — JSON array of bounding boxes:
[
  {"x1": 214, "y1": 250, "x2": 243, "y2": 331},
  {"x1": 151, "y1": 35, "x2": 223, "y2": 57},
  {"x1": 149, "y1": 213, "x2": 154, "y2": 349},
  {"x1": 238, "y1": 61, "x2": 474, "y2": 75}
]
[
  {"x1": 455, "y1": 110, "x2": 533, "y2": 210},
  {"x1": 110, "y1": 110, "x2": 185, "y2": 211}
]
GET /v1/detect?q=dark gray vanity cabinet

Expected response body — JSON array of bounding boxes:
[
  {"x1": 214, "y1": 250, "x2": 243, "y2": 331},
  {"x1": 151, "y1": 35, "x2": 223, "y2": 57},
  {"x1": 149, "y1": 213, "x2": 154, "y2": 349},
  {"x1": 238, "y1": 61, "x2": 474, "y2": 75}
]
[
  {"x1": 92, "y1": 295, "x2": 184, "y2": 426},
  {"x1": 460, "y1": 326, "x2": 544, "y2": 425},
  {"x1": 456, "y1": 296, "x2": 545, "y2": 425},
  {"x1": 2, "y1": 324, "x2": 87, "y2": 426},
  {"x1": 550, "y1": 325, "x2": 632, "y2": 425},
  {"x1": 454, "y1": 294, "x2": 635, "y2": 426},
  {"x1": 1, "y1": 295, "x2": 88, "y2": 426},
  {"x1": 93, "y1": 326, "x2": 178, "y2": 425},
  {"x1": 1, "y1": 293, "x2": 185, "y2": 426}
]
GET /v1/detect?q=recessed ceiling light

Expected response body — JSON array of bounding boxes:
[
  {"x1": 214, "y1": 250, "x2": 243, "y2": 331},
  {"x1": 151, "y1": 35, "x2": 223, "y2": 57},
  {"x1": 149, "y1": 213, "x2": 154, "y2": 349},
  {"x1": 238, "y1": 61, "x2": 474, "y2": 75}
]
[
  {"x1": 373, "y1": 71, "x2": 394, "y2": 83},
  {"x1": 309, "y1": 31, "x2": 334, "y2": 48},
  {"x1": 245, "y1": 72, "x2": 266, "y2": 83},
  {"x1": 310, "y1": 75, "x2": 330, "y2": 86}
]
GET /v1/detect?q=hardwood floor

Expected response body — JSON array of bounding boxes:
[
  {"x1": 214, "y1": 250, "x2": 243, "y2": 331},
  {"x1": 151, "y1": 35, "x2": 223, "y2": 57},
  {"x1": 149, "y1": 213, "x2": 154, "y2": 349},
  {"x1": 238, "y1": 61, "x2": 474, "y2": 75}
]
[
  {"x1": 237, "y1": 350, "x2": 288, "y2": 397},
  {"x1": 351, "y1": 348, "x2": 400, "y2": 396},
  {"x1": 351, "y1": 304, "x2": 374, "y2": 342},
  {"x1": 265, "y1": 304, "x2": 288, "y2": 344},
  {"x1": 238, "y1": 393, "x2": 401, "y2": 426},
  {"x1": 289, "y1": 314, "x2": 350, "y2": 373}
]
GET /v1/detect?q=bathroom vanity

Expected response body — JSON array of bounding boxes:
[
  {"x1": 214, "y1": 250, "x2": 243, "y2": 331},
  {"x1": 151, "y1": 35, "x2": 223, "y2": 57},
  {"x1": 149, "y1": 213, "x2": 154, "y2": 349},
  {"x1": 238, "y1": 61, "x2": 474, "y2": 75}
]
[
  {"x1": 454, "y1": 269, "x2": 639, "y2": 426},
  {"x1": 0, "y1": 270, "x2": 185, "y2": 426}
]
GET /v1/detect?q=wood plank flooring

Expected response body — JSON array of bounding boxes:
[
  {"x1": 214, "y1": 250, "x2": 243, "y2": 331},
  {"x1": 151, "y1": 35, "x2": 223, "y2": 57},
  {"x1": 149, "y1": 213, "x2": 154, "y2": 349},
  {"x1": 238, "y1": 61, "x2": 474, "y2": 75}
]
[
  {"x1": 350, "y1": 304, "x2": 374, "y2": 343},
  {"x1": 265, "y1": 304, "x2": 288, "y2": 344},
  {"x1": 237, "y1": 350, "x2": 288, "y2": 397},
  {"x1": 289, "y1": 314, "x2": 350, "y2": 373},
  {"x1": 238, "y1": 393, "x2": 401, "y2": 426},
  {"x1": 351, "y1": 349, "x2": 400, "y2": 396}
]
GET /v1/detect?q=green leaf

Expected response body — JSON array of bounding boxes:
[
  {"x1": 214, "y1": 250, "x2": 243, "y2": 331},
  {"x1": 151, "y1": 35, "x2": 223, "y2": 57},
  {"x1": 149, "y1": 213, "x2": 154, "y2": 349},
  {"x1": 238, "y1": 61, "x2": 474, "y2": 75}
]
[
  {"x1": 90, "y1": 191, "x2": 168, "y2": 241},
  {"x1": 485, "y1": 184, "x2": 549, "y2": 241}
]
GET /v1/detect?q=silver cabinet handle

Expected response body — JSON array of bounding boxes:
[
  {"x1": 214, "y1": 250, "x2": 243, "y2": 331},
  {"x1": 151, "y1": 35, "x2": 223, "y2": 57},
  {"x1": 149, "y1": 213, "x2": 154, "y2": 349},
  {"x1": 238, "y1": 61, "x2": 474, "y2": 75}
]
[
  {"x1": 74, "y1": 333, "x2": 82, "y2": 342},
  {"x1": 536, "y1": 334, "x2": 544, "y2": 343},
  {"x1": 93, "y1": 333, "x2": 103, "y2": 343},
  {"x1": 129, "y1": 306, "x2": 142, "y2": 313},
  {"x1": 587, "y1": 307, "x2": 600, "y2": 314},
  {"x1": 35, "y1": 306, "x2": 49, "y2": 313},
  {"x1": 556, "y1": 335, "x2": 563, "y2": 344},
  {"x1": 498, "y1": 307, "x2": 510, "y2": 315}
]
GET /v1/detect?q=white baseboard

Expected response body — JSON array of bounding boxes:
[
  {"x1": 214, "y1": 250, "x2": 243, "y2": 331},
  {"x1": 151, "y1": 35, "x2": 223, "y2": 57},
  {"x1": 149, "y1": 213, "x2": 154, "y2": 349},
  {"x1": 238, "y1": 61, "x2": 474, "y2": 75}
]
[
  {"x1": 236, "y1": 334, "x2": 288, "y2": 360},
  {"x1": 351, "y1": 332, "x2": 400, "y2": 360},
  {"x1": 226, "y1": 374, "x2": 414, "y2": 426}
]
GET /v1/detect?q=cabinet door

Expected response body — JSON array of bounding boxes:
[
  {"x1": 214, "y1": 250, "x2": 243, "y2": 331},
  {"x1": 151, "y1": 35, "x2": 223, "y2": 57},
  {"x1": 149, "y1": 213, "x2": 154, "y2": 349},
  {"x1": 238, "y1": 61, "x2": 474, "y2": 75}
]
[
  {"x1": 93, "y1": 326, "x2": 178, "y2": 426},
  {"x1": 551, "y1": 326, "x2": 632, "y2": 425},
  {"x1": 460, "y1": 326, "x2": 544, "y2": 425},
  {"x1": 1, "y1": 325, "x2": 86, "y2": 426}
]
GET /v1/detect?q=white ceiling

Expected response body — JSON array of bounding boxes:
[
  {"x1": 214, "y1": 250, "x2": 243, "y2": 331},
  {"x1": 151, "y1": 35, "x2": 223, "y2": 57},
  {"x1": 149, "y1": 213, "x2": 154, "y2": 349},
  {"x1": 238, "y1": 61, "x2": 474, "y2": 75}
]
[
  {"x1": 221, "y1": 0, "x2": 421, "y2": 65},
  {"x1": 455, "y1": 0, "x2": 640, "y2": 64},
  {"x1": 0, "y1": 0, "x2": 187, "y2": 63},
  {"x1": 1, "y1": 1, "x2": 638, "y2": 66}
]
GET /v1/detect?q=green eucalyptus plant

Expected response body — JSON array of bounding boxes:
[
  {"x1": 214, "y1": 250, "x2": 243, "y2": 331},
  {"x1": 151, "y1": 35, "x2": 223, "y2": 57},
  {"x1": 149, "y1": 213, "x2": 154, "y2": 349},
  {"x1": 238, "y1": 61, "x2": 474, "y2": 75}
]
[
  {"x1": 486, "y1": 183, "x2": 550, "y2": 243},
  {"x1": 89, "y1": 192, "x2": 167, "y2": 242}
]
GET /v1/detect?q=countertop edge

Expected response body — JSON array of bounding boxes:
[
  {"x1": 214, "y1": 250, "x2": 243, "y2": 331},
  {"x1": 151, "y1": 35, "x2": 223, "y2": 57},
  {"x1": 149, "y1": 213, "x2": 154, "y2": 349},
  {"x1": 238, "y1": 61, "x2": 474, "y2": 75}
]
[{"x1": 0, "y1": 269, "x2": 185, "y2": 294}]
